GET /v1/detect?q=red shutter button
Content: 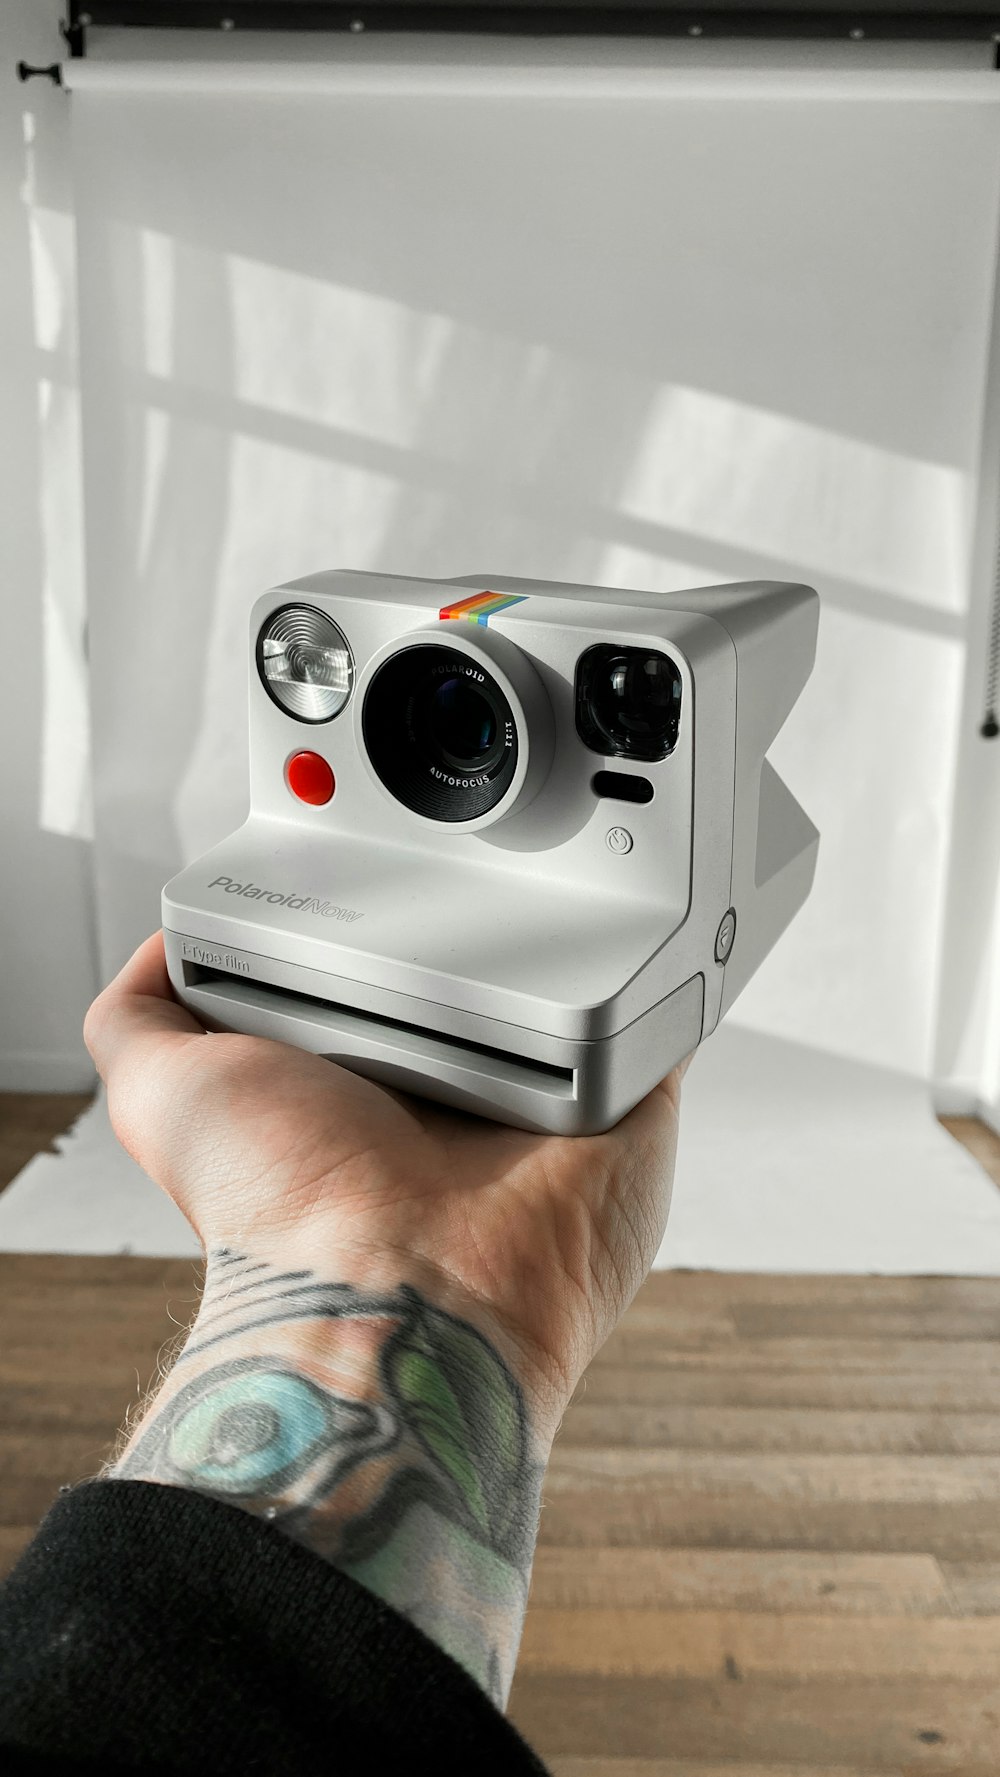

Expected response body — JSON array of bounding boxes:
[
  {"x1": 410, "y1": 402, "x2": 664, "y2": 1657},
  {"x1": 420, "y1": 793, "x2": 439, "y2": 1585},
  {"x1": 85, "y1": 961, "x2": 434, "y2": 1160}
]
[{"x1": 286, "y1": 751, "x2": 335, "y2": 805}]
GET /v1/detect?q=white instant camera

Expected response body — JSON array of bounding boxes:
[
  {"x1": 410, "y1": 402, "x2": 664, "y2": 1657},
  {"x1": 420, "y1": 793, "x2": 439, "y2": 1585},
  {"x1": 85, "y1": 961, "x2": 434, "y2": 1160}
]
[{"x1": 162, "y1": 571, "x2": 819, "y2": 1135}]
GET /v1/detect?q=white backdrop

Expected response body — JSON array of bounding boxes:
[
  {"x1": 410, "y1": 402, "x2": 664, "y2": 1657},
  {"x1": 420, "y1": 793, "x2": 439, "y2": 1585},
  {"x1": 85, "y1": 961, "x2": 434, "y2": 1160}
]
[
  {"x1": 6, "y1": 37, "x2": 1000, "y2": 1265},
  {"x1": 70, "y1": 48, "x2": 1000, "y2": 1076}
]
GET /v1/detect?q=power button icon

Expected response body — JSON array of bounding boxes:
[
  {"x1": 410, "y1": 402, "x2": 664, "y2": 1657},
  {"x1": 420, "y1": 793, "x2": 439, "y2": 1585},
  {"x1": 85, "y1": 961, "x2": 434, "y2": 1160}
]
[
  {"x1": 606, "y1": 827, "x2": 633, "y2": 855},
  {"x1": 715, "y1": 908, "x2": 737, "y2": 964}
]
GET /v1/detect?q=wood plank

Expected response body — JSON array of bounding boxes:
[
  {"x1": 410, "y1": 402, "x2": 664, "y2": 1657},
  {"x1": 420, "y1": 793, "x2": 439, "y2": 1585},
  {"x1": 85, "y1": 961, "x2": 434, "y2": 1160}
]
[
  {"x1": 0, "y1": 1093, "x2": 93, "y2": 1194},
  {"x1": 517, "y1": 1609, "x2": 1000, "y2": 1680},
  {"x1": 545, "y1": 1449, "x2": 1000, "y2": 1503},
  {"x1": 537, "y1": 1500, "x2": 1000, "y2": 1561},
  {"x1": 732, "y1": 1306, "x2": 1000, "y2": 1342},
  {"x1": 0, "y1": 1478, "x2": 72, "y2": 1529},
  {"x1": 0, "y1": 1355, "x2": 173, "y2": 1389},
  {"x1": 0, "y1": 1306, "x2": 199, "y2": 1345},
  {"x1": 0, "y1": 1291, "x2": 190, "y2": 1342},
  {"x1": 939, "y1": 1562, "x2": 1000, "y2": 1616},
  {"x1": 573, "y1": 1363, "x2": 1000, "y2": 1413},
  {"x1": 0, "y1": 1355, "x2": 177, "y2": 1390},
  {"x1": 0, "y1": 1433, "x2": 122, "y2": 1478},
  {"x1": 549, "y1": 1763, "x2": 897, "y2": 1777},
  {"x1": 507, "y1": 1676, "x2": 1000, "y2": 1769},
  {"x1": 558, "y1": 1404, "x2": 1000, "y2": 1454},
  {"x1": 0, "y1": 1253, "x2": 201, "y2": 1289},
  {"x1": 540, "y1": 1449, "x2": 1000, "y2": 1562},
  {"x1": 0, "y1": 1382, "x2": 150, "y2": 1431},
  {"x1": 527, "y1": 1549, "x2": 953, "y2": 1616},
  {"x1": 592, "y1": 1335, "x2": 1000, "y2": 1373},
  {"x1": 630, "y1": 1271, "x2": 1000, "y2": 1310}
]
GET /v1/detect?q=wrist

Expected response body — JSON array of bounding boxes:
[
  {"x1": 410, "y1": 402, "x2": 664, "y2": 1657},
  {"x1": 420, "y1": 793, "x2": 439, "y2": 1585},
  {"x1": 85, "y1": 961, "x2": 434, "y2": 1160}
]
[
  {"x1": 198, "y1": 1236, "x2": 570, "y2": 1444},
  {"x1": 110, "y1": 1243, "x2": 552, "y2": 1706}
]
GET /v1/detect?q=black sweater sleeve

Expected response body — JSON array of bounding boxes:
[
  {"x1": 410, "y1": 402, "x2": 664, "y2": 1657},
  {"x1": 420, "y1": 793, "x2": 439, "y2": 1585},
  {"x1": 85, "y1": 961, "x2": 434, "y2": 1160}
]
[{"x1": 0, "y1": 1480, "x2": 549, "y2": 1776}]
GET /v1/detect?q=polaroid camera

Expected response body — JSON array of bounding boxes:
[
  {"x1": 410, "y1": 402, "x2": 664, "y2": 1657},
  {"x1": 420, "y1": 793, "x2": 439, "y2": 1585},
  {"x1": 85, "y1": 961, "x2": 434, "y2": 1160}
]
[{"x1": 162, "y1": 571, "x2": 819, "y2": 1134}]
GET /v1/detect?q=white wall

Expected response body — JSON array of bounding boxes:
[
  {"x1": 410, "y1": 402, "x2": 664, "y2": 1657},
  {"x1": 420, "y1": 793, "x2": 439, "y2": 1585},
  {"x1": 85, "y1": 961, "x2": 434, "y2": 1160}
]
[
  {"x1": 0, "y1": 0, "x2": 97, "y2": 1089},
  {"x1": 69, "y1": 42, "x2": 1000, "y2": 1089},
  {"x1": 3, "y1": 16, "x2": 1000, "y2": 1107}
]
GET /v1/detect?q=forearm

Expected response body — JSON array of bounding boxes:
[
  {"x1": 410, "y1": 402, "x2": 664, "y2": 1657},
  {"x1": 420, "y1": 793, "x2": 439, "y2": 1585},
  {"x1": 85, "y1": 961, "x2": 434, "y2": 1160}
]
[{"x1": 108, "y1": 1244, "x2": 559, "y2": 1707}]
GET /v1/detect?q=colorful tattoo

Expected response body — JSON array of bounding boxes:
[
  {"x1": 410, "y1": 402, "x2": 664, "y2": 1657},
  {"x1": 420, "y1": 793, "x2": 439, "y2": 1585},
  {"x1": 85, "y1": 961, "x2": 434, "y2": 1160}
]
[{"x1": 110, "y1": 1250, "x2": 545, "y2": 1705}]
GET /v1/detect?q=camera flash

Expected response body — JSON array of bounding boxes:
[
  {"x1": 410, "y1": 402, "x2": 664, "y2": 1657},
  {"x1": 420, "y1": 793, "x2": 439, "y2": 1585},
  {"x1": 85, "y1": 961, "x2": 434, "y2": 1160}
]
[{"x1": 258, "y1": 605, "x2": 354, "y2": 723}]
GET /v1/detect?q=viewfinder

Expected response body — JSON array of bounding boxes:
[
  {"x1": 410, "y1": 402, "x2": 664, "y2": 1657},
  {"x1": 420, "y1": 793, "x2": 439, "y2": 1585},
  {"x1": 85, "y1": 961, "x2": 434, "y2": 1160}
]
[{"x1": 576, "y1": 645, "x2": 681, "y2": 762}]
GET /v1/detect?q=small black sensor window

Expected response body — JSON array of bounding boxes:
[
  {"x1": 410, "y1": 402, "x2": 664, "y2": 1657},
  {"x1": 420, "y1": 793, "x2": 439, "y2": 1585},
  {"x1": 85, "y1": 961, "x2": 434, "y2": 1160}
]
[{"x1": 592, "y1": 771, "x2": 654, "y2": 804}]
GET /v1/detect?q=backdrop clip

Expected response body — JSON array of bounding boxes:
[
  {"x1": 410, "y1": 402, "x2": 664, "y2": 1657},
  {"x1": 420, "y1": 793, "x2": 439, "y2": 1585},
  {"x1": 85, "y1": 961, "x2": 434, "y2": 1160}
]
[{"x1": 16, "y1": 61, "x2": 64, "y2": 85}]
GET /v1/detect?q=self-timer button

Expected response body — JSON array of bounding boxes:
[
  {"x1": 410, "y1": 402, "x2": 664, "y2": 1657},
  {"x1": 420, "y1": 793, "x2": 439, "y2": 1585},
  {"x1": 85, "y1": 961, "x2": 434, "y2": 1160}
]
[{"x1": 286, "y1": 751, "x2": 335, "y2": 806}]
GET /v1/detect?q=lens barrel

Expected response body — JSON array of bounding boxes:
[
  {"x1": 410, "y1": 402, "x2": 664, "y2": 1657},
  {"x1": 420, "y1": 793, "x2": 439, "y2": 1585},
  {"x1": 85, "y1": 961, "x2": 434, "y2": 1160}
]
[
  {"x1": 363, "y1": 644, "x2": 519, "y2": 821},
  {"x1": 576, "y1": 644, "x2": 681, "y2": 762}
]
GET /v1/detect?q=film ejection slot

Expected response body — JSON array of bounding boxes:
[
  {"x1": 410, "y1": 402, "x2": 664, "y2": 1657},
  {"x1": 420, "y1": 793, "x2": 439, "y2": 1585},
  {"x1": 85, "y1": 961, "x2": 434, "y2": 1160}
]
[{"x1": 182, "y1": 961, "x2": 577, "y2": 1100}]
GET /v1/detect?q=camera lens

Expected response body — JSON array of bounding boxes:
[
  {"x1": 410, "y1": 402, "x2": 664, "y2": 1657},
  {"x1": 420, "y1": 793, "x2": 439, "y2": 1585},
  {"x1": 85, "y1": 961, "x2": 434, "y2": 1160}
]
[
  {"x1": 363, "y1": 644, "x2": 518, "y2": 821},
  {"x1": 426, "y1": 676, "x2": 498, "y2": 768},
  {"x1": 576, "y1": 644, "x2": 682, "y2": 762}
]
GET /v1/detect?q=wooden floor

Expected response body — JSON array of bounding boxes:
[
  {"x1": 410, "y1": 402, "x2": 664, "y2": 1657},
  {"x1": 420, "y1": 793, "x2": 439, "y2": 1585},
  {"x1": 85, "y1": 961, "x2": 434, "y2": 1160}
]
[
  {"x1": 0, "y1": 1091, "x2": 92, "y2": 1198},
  {"x1": 2, "y1": 1097, "x2": 1000, "y2": 1774}
]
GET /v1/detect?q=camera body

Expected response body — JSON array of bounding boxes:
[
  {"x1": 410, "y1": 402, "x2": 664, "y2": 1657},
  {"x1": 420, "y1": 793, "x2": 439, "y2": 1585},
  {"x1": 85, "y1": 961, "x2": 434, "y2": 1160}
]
[{"x1": 161, "y1": 570, "x2": 819, "y2": 1135}]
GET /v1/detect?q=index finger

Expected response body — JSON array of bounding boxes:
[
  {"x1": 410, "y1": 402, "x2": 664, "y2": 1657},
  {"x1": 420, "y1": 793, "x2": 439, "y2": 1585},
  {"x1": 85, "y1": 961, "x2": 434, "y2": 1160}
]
[{"x1": 84, "y1": 930, "x2": 205, "y2": 1086}]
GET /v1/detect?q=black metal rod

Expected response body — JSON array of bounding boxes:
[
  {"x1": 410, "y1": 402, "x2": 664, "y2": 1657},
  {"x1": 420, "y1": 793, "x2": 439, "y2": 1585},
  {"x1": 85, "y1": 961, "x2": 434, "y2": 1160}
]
[{"x1": 56, "y1": 3, "x2": 1000, "y2": 44}]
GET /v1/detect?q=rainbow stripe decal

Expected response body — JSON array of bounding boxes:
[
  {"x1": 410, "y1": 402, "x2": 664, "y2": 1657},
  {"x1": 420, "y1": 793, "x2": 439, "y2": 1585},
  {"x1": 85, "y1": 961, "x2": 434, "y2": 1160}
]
[{"x1": 438, "y1": 589, "x2": 527, "y2": 627}]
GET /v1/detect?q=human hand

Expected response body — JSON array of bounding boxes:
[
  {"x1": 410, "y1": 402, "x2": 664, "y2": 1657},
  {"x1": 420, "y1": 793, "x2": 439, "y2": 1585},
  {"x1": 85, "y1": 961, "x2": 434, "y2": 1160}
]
[
  {"x1": 84, "y1": 930, "x2": 686, "y2": 1704},
  {"x1": 86, "y1": 931, "x2": 685, "y2": 1427}
]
